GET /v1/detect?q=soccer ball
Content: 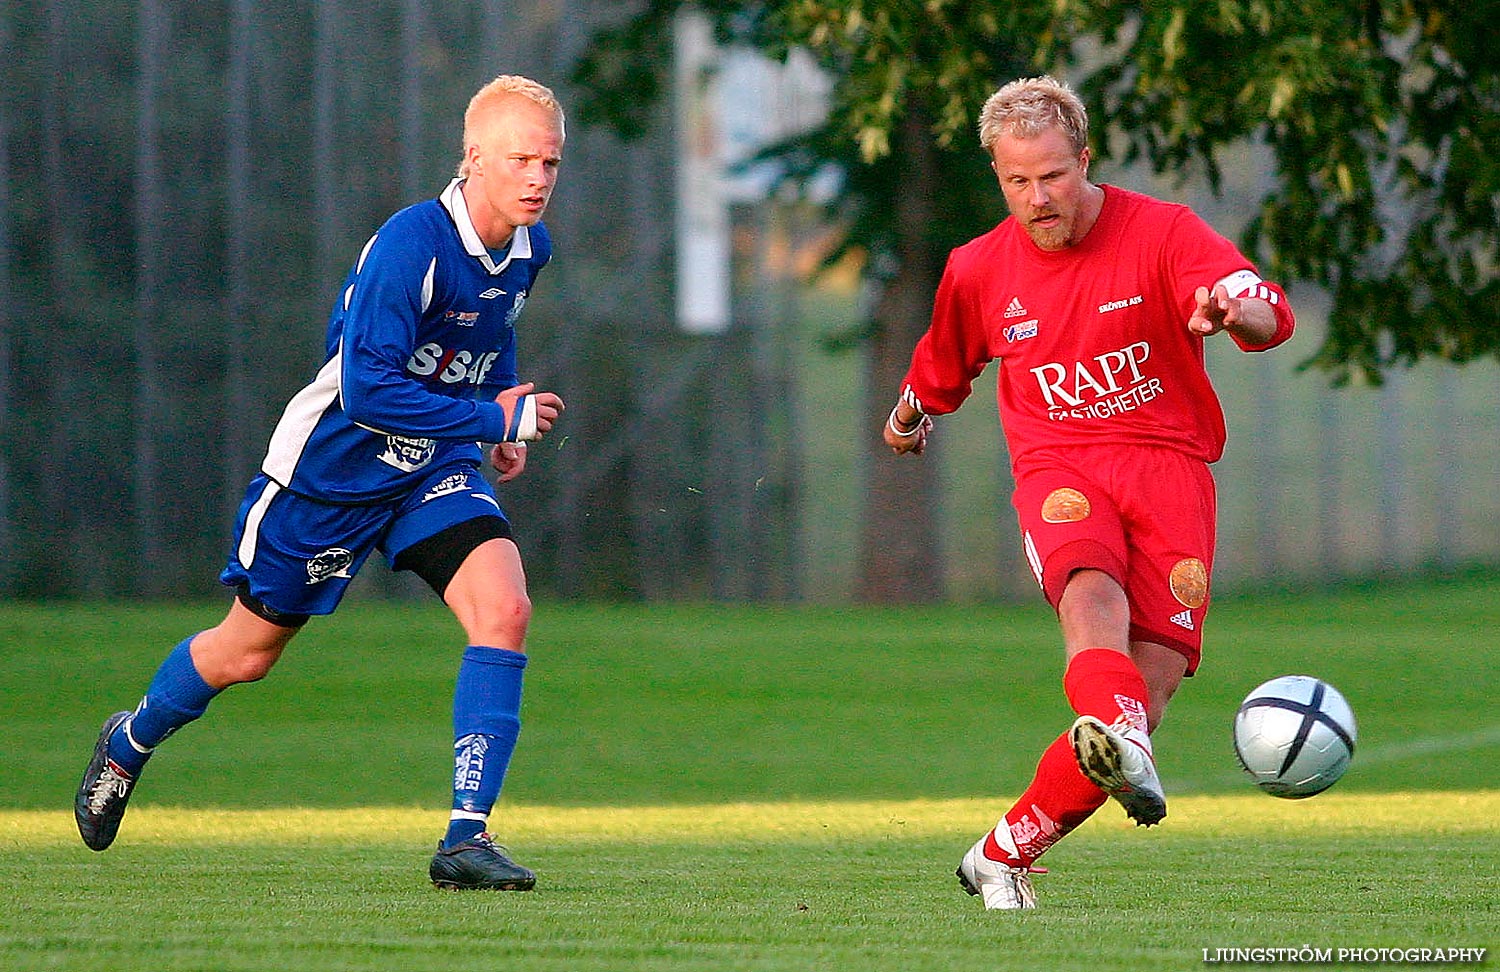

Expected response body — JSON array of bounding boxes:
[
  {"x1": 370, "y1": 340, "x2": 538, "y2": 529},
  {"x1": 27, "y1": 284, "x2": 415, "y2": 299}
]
[{"x1": 1233, "y1": 675, "x2": 1357, "y2": 798}]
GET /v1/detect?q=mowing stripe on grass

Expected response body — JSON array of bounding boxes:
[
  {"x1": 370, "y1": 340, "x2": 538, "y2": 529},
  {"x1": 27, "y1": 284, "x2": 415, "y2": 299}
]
[
  {"x1": 1354, "y1": 723, "x2": 1500, "y2": 766},
  {"x1": 6, "y1": 791, "x2": 1495, "y2": 849}
]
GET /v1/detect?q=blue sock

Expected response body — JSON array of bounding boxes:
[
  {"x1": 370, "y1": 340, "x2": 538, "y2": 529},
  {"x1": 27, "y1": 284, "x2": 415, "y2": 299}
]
[
  {"x1": 108, "y1": 636, "x2": 221, "y2": 776},
  {"x1": 445, "y1": 646, "x2": 526, "y2": 847}
]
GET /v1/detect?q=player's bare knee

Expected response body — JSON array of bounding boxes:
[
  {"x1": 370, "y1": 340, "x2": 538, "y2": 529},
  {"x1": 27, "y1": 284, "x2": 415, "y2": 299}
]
[
  {"x1": 191, "y1": 619, "x2": 293, "y2": 687},
  {"x1": 191, "y1": 642, "x2": 283, "y2": 687},
  {"x1": 1059, "y1": 571, "x2": 1131, "y2": 652},
  {"x1": 462, "y1": 591, "x2": 532, "y2": 648},
  {"x1": 223, "y1": 651, "x2": 280, "y2": 685}
]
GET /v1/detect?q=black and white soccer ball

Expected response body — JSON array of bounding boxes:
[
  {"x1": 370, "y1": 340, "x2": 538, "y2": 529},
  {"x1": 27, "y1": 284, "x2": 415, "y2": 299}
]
[{"x1": 1233, "y1": 675, "x2": 1357, "y2": 799}]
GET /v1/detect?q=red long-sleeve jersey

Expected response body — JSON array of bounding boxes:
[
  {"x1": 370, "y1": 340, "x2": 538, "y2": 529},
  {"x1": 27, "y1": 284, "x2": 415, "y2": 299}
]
[{"x1": 901, "y1": 186, "x2": 1294, "y2": 467}]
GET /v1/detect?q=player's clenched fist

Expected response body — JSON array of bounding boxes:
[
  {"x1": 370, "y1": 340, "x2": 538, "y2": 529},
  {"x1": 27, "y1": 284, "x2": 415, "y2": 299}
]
[
  {"x1": 495, "y1": 381, "x2": 565, "y2": 442},
  {"x1": 883, "y1": 403, "x2": 934, "y2": 456}
]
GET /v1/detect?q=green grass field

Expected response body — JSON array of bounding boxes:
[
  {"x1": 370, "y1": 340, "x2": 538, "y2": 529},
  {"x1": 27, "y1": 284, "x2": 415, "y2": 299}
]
[{"x1": 2, "y1": 573, "x2": 1496, "y2": 970}]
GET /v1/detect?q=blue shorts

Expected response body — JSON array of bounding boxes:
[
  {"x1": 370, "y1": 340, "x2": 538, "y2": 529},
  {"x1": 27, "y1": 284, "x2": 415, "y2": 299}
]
[{"x1": 221, "y1": 462, "x2": 509, "y2": 619}]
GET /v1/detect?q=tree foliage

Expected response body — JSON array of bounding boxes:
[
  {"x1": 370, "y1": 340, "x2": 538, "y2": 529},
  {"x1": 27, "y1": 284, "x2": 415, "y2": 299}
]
[
  {"x1": 575, "y1": 0, "x2": 1034, "y2": 288},
  {"x1": 1054, "y1": 0, "x2": 1500, "y2": 381},
  {"x1": 576, "y1": 0, "x2": 1500, "y2": 383}
]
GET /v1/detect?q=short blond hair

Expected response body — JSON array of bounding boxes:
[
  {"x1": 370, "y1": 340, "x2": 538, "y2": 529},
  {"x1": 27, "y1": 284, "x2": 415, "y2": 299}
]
[
  {"x1": 977, "y1": 76, "x2": 1088, "y2": 155},
  {"x1": 457, "y1": 75, "x2": 566, "y2": 177}
]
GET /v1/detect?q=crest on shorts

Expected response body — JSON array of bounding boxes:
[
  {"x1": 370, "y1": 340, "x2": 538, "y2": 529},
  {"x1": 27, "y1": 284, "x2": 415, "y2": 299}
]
[
  {"x1": 1169, "y1": 557, "x2": 1208, "y2": 609},
  {"x1": 1041, "y1": 487, "x2": 1091, "y2": 523},
  {"x1": 306, "y1": 547, "x2": 354, "y2": 584}
]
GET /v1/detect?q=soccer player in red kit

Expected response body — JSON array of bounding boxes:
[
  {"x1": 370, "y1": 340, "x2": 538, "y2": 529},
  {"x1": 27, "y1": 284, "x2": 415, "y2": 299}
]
[{"x1": 883, "y1": 76, "x2": 1295, "y2": 910}]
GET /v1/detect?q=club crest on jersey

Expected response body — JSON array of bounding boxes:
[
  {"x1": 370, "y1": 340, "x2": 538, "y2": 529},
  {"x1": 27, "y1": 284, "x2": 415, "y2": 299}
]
[
  {"x1": 377, "y1": 434, "x2": 436, "y2": 472},
  {"x1": 306, "y1": 547, "x2": 354, "y2": 584},
  {"x1": 503, "y1": 290, "x2": 529, "y2": 329}
]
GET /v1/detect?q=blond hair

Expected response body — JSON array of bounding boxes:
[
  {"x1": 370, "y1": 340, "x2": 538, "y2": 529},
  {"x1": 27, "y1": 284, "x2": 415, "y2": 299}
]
[
  {"x1": 977, "y1": 76, "x2": 1088, "y2": 155},
  {"x1": 457, "y1": 75, "x2": 566, "y2": 177}
]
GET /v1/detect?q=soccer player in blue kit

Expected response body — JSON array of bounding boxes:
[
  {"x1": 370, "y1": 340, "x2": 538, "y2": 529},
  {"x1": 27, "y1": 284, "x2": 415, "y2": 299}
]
[{"x1": 75, "y1": 75, "x2": 567, "y2": 891}]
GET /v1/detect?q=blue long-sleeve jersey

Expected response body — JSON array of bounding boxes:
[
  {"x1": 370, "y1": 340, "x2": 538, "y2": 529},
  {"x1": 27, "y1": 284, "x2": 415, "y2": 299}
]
[{"x1": 259, "y1": 178, "x2": 551, "y2": 504}]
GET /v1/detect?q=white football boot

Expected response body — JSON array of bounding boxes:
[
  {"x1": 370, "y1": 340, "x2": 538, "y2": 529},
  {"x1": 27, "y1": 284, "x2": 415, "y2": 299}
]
[
  {"x1": 1070, "y1": 714, "x2": 1166, "y2": 826},
  {"x1": 956, "y1": 836, "x2": 1038, "y2": 910}
]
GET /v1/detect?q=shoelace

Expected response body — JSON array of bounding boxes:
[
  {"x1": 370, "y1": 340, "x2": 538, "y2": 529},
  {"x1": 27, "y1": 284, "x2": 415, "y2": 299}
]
[
  {"x1": 86, "y1": 764, "x2": 132, "y2": 814},
  {"x1": 448, "y1": 833, "x2": 512, "y2": 855}
]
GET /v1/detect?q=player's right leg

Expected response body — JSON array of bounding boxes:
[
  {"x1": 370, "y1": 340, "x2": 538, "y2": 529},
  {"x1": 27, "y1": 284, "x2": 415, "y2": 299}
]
[
  {"x1": 76, "y1": 475, "x2": 375, "y2": 851},
  {"x1": 1065, "y1": 446, "x2": 1212, "y2": 825},
  {"x1": 75, "y1": 600, "x2": 299, "y2": 851},
  {"x1": 1056, "y1": 574, "x2": 1167, "y2": 827}
]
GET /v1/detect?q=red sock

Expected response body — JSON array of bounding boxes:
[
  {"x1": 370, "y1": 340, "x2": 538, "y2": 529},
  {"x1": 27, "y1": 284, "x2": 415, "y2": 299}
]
[
  {"x1": 983, "y1": 650, "x2": 1153, "y2": 867},
  {"x1": 1062, "y1": 647, "x2": 1150, "y2": 733},
  {"x1": 987, "y1": 732, "x2": 1108, "y2": 865}
]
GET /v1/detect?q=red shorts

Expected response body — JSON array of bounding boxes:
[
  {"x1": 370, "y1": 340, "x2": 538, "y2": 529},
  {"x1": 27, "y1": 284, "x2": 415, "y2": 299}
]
[{"x1": 1011, "y1": 444, "x2": 1217, "y2": 674}]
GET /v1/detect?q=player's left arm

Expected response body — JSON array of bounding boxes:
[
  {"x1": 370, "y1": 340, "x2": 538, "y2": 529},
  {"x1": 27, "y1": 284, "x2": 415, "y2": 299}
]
[{"x1": 1186, "y1": 269, "x2": 1295, "y2": 350}]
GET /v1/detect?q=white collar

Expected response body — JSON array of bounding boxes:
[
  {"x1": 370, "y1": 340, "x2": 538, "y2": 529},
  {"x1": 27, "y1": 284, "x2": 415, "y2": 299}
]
[{"x1": 440, "y1": 178, "x2": 532, "y2": 275}]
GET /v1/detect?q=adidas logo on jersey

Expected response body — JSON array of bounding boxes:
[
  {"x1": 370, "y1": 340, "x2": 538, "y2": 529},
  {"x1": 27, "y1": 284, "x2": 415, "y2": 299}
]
[
  {"x1": 1004, "y1": 297, "x2": 1027, "y2": 318},
  {"x1": 1169, "y1": 609, "x2": 1195, "y2": 631}
]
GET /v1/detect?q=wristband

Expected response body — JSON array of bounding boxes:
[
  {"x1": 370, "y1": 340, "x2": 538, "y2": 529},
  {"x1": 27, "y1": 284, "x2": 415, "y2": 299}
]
[
  {"x1": 887, "y1": 404, "x2": 925, "y2": 438},
  {"x1": 503, "y1": 394, "x2": 539, "y2": 442}
]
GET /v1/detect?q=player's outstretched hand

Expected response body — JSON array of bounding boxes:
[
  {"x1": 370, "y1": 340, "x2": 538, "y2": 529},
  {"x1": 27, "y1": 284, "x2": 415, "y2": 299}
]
[
  {"x1": 495, "y1": 382, "x2": 565, "y2": 442},
  {"x1": 1188, "y1": 284, "x2": 1236, "y2": 336}
]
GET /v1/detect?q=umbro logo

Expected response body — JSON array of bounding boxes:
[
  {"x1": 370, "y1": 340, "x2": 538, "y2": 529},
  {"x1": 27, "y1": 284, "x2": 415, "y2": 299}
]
[
  {"x1": 1003, "y1": 297, "x2": 1027, "y2": 318},
  {"x1": 1169, "y1": 609, "x2": 1195, "y2": 631},
  {"x1": 479, "y1": 287, "x2": 506, "y2": 299}
]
